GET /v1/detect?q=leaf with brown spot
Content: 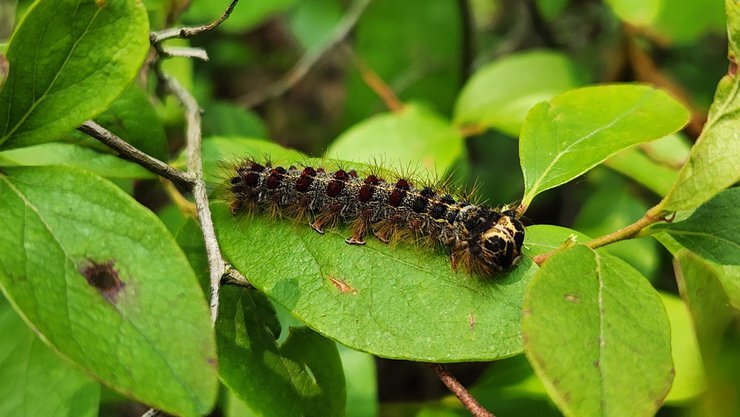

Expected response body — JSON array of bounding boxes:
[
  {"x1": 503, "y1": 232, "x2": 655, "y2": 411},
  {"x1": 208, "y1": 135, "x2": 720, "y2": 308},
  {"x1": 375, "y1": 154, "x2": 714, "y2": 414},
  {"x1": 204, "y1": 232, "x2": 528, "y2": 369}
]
[{"x1": 0, "y1": 166, "x2": 217, "y2": 417}]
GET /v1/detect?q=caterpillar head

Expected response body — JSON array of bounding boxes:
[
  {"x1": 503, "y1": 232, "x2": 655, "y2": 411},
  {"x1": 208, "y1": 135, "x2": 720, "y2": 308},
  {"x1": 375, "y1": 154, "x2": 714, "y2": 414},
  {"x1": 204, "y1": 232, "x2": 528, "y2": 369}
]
[{"x1": 459, "y1": 210, "x2": 525, "y2": 276}]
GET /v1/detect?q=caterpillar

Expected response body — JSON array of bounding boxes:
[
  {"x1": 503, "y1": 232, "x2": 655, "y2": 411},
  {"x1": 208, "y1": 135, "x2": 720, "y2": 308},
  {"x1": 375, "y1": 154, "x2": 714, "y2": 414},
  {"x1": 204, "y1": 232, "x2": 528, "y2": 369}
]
[{"x1": 227, "y1": 159, "x2": 525, "y2": 277}]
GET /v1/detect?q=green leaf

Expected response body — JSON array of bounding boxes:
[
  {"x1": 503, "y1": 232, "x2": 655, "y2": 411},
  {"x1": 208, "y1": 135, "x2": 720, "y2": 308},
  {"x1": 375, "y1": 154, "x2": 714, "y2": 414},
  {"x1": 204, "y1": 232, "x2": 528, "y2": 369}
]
[
  {"x1": 675, "y1": 250, "x2": 738, "y2": 362},
  {"x1": 604, "y1": 134, "x2": 689, "y2": 196},
  {"x1": 0, "y1": 52, "x2": 7, "y2": 91},
  {"x1": 217, "y1": 286, "x2": 346, "y2": 417},
  {"x1": 454, "y1": 50, "x2": 585, "y2": 136},
  {"x1": 605, "y1": 0, "x2": 661, "y2": 26},
  {"x1": 652, "y1": 0, "x2": 726, "y2": 44},
  {"x1": 0, "y1": 298, "x2": 100, "y2": 417},
  {"x1": 339, "y1": 346, "x2": 378, "y2": 417},
  {"x1": 213, "y1": 199, "x2": 538, "y2": 361},
  {"x1": 0, "y1": 0, "x2": 149, "y2": 149},
  {"x1": 203, "y1": 102, "x2": 268, "y2": 140},
  {"x1": 649, "y1": 187, "x2": 740, "y2": 265},
  {"x1": 327, "y1": 104, "x2": 464, "y2": 177},
  {"x1": 660, "y1": 292, "x2": 707, "y2": 404},
  {"x1": 522, "y1": 245, "x2": 673, "y2": 417},
  {"x1": 656, "y1": 1, "x2": 740, "y2": 211},
  {"x1": 0, "y1": 142, "x2": 154, "y2": 179},
  {"x1": 88, "y1": 83, "x2": 168, "y2": 160},
  {"x1": 287, "y1": 0, "x2": 343, "y2": 51},
  {"x1": 0, "y1": 166, "x2": 217, "y2": 416},
  {"x1": 519, "y1": 84, "x2": 690, "y2": 209}
]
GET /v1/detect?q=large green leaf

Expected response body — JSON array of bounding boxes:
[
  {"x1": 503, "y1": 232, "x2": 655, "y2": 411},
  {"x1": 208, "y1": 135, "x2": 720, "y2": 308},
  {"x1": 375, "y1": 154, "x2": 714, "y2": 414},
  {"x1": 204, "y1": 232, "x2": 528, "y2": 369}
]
[
  {"x1": 0, "y1": 298, "x2": 100, "y2": 417},
  {"x1": 327, "y1": 104, "x2": 464, "y2": 178},
  {"x1": 656, "y1": 0, "x2": 740, "y2": 212},
  {"x1": 519, "y1": 84, "x2": 690, "y2": 209},
  {"x1": 0, "y1": 142, "x2": 154, "y2": 179},
  {"x1": 650, "y1": 187, "x2": 740, "y2": 265},
  {"x1": 522, "y1": 245, "x2": 673, "y2": 417},
  {"x1": 213, "y1": 201, "x2": 537, "y2": 361},
  {"x1": 0, "y1": 166, "x2": 217, "y2": 416},
  {"x1": 208, "y1": 137, "x2": 535, "y2": 361},
  {"x1": 0, "y1": 0, "x2": 149, "y2": 149},
  {"x1": 86, "y1": 83, "x2": 168, "y2": 160},
  {"x1": 454, "y1": 50, "x2": 584, "y2": 136},
  {"x1": 217, "y1": 286, "x2": 346, "y2": 417}
]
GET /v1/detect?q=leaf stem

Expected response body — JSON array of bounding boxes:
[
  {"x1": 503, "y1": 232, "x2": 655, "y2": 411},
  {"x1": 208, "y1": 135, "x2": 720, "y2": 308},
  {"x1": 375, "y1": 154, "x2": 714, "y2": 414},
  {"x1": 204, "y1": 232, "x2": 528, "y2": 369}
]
[
  {"x1": 428, "y1": 363, "x2": 495, "y2": 417},
  {"x1": 533, "y1": 208, "x2": 669, "y2": 265}
]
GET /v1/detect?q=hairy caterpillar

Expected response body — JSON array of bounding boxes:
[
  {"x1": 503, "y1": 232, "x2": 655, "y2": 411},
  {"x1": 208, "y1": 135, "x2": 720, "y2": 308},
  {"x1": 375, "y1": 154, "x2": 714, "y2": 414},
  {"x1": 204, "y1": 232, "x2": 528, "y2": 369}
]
[{"x1": 227, "y1": 159, "x2": 525, "y2": 277}]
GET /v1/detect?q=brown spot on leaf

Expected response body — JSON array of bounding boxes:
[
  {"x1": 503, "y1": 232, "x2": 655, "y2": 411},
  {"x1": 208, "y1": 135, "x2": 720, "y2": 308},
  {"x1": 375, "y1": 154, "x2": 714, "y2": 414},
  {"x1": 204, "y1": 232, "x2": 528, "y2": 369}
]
[
  {"x1": 564, "y1": 294, "x2": 580, "y2": 303},
  {"x1": 95, "y1": 0, "x2": 106, "y2": 7},
  {"x1": 468, "y1": 313, "x2": 476, "y2": 332},
  {"x1": 328, "y1": 276, "x2": 357, "y2": 294},
  {"x1": 80, "y1": 260, "x2": 123, "y2": 301},
  {"x1": 0, "y1": 54, "x2": 8, "y2": 85},
  {"x1": 729, "y1": 56, "x2": 737, "y2": 77}
]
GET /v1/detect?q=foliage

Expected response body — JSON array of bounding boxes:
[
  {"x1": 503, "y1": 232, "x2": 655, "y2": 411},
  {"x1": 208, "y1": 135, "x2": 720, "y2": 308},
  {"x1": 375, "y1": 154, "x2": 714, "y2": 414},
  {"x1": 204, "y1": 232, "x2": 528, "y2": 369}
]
[{"x1": 0, "y1": 0, "x2": 737, "y2": 417}]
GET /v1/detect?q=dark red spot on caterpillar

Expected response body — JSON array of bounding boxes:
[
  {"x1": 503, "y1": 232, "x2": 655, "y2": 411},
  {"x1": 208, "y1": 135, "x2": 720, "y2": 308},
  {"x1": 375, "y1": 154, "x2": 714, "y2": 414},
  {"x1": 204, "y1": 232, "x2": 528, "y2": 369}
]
[
  {"x1": 389, "y1": 189, "x2": 406, "y2": 207},
  {"x1": 295, "y1": 167, "x2": 317, "y2": 192},
  {"x1": 358, "y1": 185, "x2": 374, "y2": 202},
  {"x1": 364, "y1": 175, "x2": 380, "y2": 185},
  {"x1": 266, "y1": 167, "x2": 286, "y2": 189},
  {"x1": 333, "y1": 170, "x2": 349, "y2": 181},
  {"x1": 395, "y1": 179, "x2": 411, "y2": 190},
  {"x1": 244, "y1": 172, "x2": 260, "y2": 186},
  {"x1": 326, "y1": 180, "x2": 344, "y2": 197}
]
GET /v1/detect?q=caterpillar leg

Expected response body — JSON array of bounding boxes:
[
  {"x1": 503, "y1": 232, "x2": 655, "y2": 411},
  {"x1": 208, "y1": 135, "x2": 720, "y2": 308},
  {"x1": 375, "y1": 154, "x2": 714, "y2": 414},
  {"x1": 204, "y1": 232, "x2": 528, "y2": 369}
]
[
  {"x1": 345, "y1": 217, "x2": 368, "y2": 245},
  {"x1": 310, "y1": 219, "x2": 325, "y2": 234}
]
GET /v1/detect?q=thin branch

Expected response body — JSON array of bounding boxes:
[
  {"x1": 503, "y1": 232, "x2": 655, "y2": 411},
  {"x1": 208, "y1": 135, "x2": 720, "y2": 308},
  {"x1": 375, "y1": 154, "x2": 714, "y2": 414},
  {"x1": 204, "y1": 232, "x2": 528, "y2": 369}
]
[
  {"x1": 236, "y1": 0, "x2": 372, "y2": 108},
  {"x1": 429, "y1": 364, "x2": 495, "y2": 417},
  {"x1": 78, "y1": 121, "x2": 194, "y2": 190},
  {"x1": 149, "y1": 0, "x2": 240, "y2": 43},
  {"x1": 160, "y1": 46, "x2": 209, "y2": 61},
  {"x1": 532, "y1": 210, "x2": 668, "y2": 265},
  {"x1": 160, "y1": 72, "x2": 227, "y2": 325},
  {"x1": 342, "y1": 44, "x2": 404, "y2": 112}
]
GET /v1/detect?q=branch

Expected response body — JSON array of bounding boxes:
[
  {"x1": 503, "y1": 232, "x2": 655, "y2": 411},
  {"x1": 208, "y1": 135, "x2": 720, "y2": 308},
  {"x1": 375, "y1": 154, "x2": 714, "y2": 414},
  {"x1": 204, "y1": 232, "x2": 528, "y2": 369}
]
[
  {"x1": 158, "y1": 72, "x2": 227, "y2": 325},
  {"x1": 236, "y1": 0, "x2": 372, "y2": 108},
  {"x1": 429, "y1": 364, "x2": 495, "y2": 417},
  {"x1": 77, "y1": 121, "x2": 194, "y2": 190},
  {"x1": 149, "y1": 0, "x2": 240, "y2": 43},
  {"x1": 532, "y1": 209, "x2": 669, "y2": 265}
]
